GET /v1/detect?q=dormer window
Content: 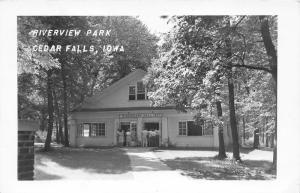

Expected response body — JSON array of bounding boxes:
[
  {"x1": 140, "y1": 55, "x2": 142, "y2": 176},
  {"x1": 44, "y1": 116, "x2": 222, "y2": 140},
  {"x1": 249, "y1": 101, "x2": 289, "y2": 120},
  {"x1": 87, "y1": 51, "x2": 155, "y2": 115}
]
[
  {"x1": 137, "y1": 81, "x2": 146, "y2": 100},
  {"x1": 128, "y1": 81, "x2": 147, "y2": 101}
]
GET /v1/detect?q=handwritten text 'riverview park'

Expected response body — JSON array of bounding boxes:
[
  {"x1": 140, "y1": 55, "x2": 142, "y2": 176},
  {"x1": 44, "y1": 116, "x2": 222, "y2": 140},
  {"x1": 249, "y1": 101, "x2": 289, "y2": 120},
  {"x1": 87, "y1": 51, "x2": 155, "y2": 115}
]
[
  {"x1": 31, "y1": 29, "x2": 112, "y2": 37},
  {"x1": 30, "y1": 29, "x2": 124, "y2": 53}
]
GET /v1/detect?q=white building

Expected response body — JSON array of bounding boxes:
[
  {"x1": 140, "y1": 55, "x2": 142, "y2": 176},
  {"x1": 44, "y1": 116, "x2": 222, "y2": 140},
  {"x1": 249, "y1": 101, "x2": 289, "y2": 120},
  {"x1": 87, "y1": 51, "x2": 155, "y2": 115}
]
[{"x1": 69, "y1": 69, "x2": 231, "y2": 148}]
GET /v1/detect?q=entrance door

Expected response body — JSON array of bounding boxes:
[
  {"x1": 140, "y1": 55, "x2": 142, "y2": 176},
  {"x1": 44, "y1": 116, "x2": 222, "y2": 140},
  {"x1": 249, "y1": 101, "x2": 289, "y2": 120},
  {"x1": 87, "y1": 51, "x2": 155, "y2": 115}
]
[
  {"x1": 144, "y1": 122, "x2": 160, "y2": 147},
  {"x1": 130, "y1": 122, "x2": 138, "y2": 146},
  {"x1": 119, "y1": 122, "x2": 138, "y2": 147},
  {"x1": 120, "y1": 122, "x2": 130, "y2": 146}
]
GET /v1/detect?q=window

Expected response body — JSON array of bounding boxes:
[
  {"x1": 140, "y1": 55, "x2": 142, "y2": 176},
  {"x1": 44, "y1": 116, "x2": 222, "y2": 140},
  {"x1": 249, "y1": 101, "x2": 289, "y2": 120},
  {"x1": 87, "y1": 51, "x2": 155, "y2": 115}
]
[
  {"x1": 91, "y1": 123, "x2": 105, "y2": 136},
  {"x1": 77, "y1": 124, "x2": 84, "y2": 136},
  {"x1": 137, "y1": 81, "x2": 146, "y2": 100},
  {"x1": 129, "y1": 86, "x2": 136, "y2": 100},
  {"x1": 179, "y1": 120, "x2": 213, "y2": 136},
  {"x1": 203, "y1": 121, "x2": 213, "y2": 135},
  {"x1": 187, "y1": 121, "x2": 203, "y2": 136},
  {"x1": 179, "y1": 121, "x2": 187, "y2": 136},
  {"x1": 83, "y1": 123, "x2": 90, "y2": 137},
  {"x1": 129, "y1": 82, "x2": 147, "y2": 101},
  {"x1": 78, "y1": 123, "x2": 105, "y2": 137}
]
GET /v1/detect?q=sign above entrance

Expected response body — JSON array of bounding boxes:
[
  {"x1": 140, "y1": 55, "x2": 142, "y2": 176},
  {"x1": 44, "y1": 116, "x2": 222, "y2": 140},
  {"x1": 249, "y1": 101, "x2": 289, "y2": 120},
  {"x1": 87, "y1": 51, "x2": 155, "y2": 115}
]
[{"x1": 119, "y1": 113, "x2": 163, "y2": 119}]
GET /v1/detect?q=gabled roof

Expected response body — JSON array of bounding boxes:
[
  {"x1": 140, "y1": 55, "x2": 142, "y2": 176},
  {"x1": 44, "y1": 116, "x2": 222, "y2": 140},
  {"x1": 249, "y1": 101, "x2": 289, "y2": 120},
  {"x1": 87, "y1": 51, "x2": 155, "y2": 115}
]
[{"x1": 72, "y1": 69, "x2": 147, "y2": 112}]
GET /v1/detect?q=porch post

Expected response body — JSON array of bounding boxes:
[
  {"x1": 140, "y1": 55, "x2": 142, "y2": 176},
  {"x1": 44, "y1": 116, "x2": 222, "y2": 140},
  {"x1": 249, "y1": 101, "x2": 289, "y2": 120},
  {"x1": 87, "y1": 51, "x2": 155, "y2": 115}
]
[
  {"x1": 69, "y1": 119, "x2": 77, "y2": 147},
  {"x1": 161, "y1": 117, "x2": 168, "y2": 147},
  {"x1": 114, "y1": 119, "x2": 119, "y2": 145}
]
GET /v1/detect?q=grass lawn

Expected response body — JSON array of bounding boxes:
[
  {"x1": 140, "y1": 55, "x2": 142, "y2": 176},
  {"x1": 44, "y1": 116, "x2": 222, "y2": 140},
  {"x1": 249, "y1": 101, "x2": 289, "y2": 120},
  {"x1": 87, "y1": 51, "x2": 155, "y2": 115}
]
[
  {"x1": 34, "y1": 144, "x2": 276, "y2": 180},
  {"x1": 153, "y1": 148, "x2": 276, "y2": 180},
  {"x1": 34, "y1": 145, "x2": 134, "y2": 180}
]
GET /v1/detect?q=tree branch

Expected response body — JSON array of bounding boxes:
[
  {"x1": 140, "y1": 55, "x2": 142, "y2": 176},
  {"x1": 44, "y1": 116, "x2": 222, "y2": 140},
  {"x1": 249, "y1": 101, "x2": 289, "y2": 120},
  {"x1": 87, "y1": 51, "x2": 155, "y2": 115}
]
[
  {"x1": 233, "y1": 16, "x2": 246, "y2": 29},
  {"x1": 228, "y1": 63, "x2": 272, "y2": 73}
]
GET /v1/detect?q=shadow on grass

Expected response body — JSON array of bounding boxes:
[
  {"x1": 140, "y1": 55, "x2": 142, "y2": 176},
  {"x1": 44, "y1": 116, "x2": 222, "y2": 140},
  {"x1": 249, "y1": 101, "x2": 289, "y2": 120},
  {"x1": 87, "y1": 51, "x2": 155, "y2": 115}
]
[
  {"x1": 154, "y1": 147, "x2": 258, "y2": 154},
  {"x1": 35, "y1": 147, "x2": 131, "y2": 175},
  {"x1": 154, "y1": 147, "x2": 216, "y2": 152},
  {"x1": 226, "y1": 147, "x2": 262, "y2": 154},
  {"x1": 162, "y1": 156, "x2": 276, "y2": 180}
]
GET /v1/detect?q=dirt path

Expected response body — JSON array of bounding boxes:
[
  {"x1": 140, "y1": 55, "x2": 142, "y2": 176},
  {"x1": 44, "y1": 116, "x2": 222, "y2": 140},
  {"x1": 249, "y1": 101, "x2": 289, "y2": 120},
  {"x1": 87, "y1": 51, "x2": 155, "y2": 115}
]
[
  {"x1": 123, "y1": 148, "x2": 185, "y2": 181},
  {"x1": 124, "y1": 148, "x2": 170, "y2": 171}
]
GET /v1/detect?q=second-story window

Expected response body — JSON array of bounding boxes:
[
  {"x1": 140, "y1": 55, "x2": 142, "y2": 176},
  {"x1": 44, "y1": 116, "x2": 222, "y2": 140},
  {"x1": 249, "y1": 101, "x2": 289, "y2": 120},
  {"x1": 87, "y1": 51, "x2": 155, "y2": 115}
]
[
  {"x1": 129, "y1": 86, "x2": 136, "y2": 100},
  {"x1": 137, "y1": 81, "x2": 146, "y2": 100},
  {"x1": 129, "y1": 82, "x2": 147, "y2": 101}
]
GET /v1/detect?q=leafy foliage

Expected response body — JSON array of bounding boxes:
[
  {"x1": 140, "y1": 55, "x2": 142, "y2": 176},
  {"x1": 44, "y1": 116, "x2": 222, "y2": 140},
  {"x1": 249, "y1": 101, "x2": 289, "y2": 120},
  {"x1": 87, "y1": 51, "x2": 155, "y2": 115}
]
[
  {"x1": 18, "y1": 16, "x2": 158, "y2": 132},
  {"x1": 145, "y1": 15, "x2": 277, "y2": 145}
]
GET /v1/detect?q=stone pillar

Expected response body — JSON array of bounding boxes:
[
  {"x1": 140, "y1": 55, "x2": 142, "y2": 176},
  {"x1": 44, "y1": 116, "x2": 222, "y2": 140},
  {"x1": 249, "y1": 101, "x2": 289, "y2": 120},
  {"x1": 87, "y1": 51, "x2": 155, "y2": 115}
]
[
  {"x1": 69, "y1": 119, "x2": 77, "y2": 147},
  {"x1": 161, "y1": 117, "x2": 168, "y2": 147},
  {"x1": 18, "y1": 120, "x2": 39, "y2": 180}
]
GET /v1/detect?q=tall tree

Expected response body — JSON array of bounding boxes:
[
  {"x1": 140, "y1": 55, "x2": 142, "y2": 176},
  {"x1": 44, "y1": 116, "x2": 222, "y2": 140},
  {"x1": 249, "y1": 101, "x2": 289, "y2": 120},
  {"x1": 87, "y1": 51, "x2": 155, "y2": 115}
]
[
  {"x1": 61, "y1": 60, "x2": 69, "y2": 146},
  {"x1": 146, "y1": 16, "x2": 277, "y2": 162},
  {"x1": 44, "y1": 70, "x2": 54, "y2": 151},
  {"x1": 226, "y1": 42, "x2": 241, "y2": 160},
  {"x1": 53, "y1": 88, "x2": 63, "y2": 144},
  {"x1": 225, "y1": 19, "x2": 240, "y2": 161},
  {"x1": 36, "y1": 16, "x2": 96, "y2": 147},
  {"x1": 90, "y1": 16, "x2": 158, "y2": 83},
  {"x1": 18, "y1": 16, "x2": 159, "y2": 150},
  {"x1": 18, "y1": 17, "x2": 60, "y2": 151},
  {"x1": 259, "y1": 16, "x2": 277, "y2": 169},
  {"x1": 226, "y1": 15, "x2": 277, "y2": 165},
  {"x1": 145, "y1": 16, "x2": 229, "y2": 159},
  {"x1": 215, "y1": 73, "x2": 226, "y2": 159}
]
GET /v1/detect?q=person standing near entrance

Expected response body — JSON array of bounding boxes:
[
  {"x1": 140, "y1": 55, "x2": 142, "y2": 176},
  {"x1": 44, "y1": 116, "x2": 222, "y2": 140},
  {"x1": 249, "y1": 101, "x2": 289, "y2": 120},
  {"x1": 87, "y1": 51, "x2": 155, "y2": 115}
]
[
  {"x1": 126, "y1": 131, "x2": 131, "y2": 146},
  {"x1": 123, "y1": 129, "x2": 127, "y2": 146},
  {"x1": 116, "y1": 130, "x2": 123, "y2": 146}
]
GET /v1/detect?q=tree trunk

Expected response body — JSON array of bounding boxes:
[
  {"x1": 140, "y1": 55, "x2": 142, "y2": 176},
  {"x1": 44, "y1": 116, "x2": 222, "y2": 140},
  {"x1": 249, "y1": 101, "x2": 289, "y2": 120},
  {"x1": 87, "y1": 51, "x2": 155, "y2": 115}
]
[
  {"x1": 243, "y1": 116, "x2": 246, "y2": 145},
  {"x1": 53, "y1": 89, "x2": 62, "y2": 144},
  {"x1": 61, "y1": 62, "x2": 69, "y2": 147},
  {"x1": 273, "y1": 121, "x2": 277, "y2": 170},
  {"x1": 253, "y1": 129, "x2": 259, "y2": 149},
  {"x1": 44, "y1": 70, "x2": 54, "y2": 151},
  {"x1": 259, "y1": 16, "x2": 277, "y2": 169},
  {"x1": 227, "y1": 73, "x2": 241, "y2": 161},
  {"x1": 215, "y1": 73, "x2": 226, "y2": 159},
  {"x1": 39, "y1": 108, "x2": 47, "y2": 131},
  {"x1": 225, "y1": 27, "x2": 241, "y2": 160},
  {"x1": 262, "y1": 117, "x2": 265, "y2": 145},
  {"x1": 259, "y1": 16, "x2": 277, "y2": 84},
  {"x1": 55, "y1": 119, "x2": 59, "y2": 142},
  {"x1": 216, "y1": 100, "x2": 227, "y2": 159}
]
